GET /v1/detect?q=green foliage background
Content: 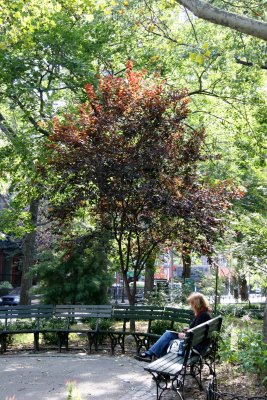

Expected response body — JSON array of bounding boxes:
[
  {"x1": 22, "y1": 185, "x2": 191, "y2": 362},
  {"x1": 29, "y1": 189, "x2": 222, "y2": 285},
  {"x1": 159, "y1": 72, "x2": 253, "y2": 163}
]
[
  {"x1": 33, "y1": 234, "x2": 112, "y2": 305},
  {"x1": 0, "y1": 0, "x2": 265, "y2": 321}
]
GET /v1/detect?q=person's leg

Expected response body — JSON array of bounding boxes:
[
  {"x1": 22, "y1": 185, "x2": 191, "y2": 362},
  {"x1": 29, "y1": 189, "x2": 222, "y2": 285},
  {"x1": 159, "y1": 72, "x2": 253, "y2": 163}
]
[{"x1": 146, "y1": 331, "x2": 178, "y2": 358}]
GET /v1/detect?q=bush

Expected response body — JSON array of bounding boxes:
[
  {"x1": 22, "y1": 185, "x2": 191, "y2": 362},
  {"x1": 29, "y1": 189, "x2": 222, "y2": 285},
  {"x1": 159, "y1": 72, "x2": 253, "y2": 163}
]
[
  {"x1": 41, "y1": 319, "x2": 67, "y2": 345},
  {"x1": 7, "y1": 320, "x2": 35, "y2": 331},
  {"x1": 238, "y1": 328, "x2": 267, "y2": 383},
  {"x1": 0, "y1": 281, "x2": 13, "y2": 289},
  {"x1": 219, "y1": 317, "x2": 267, "y2": 384},
  {"x1": 150, "y1": 319, "x2": 183, "y2": 335},
  {"x1": 144, "y1": 290, "x2": 169, "y2": 306},
  {"x1": 0, "y1": 281, "x2": 13, "y2": 296},
  {"x1": 33, "y1": 230, "x2": 112, "y2": 305},
  {"x1": 85, "y1": 318, "x2": 114, "y2": 331},
  {"x1": 0, "y1": 320, "x2": 36, "y2": 347},
  {"x1": 217, "y1": 303, "x2": 264, "y2": 320},
  {"x1": 218, "y1": 316, "x2": 239, "y2": 363}
]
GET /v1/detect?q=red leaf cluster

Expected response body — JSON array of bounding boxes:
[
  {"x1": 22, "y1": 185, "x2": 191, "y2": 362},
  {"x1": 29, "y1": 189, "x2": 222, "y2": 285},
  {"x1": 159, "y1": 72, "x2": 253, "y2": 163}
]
[{"x1": 46, "y1": 63, "x2": 241, "y2": 260}]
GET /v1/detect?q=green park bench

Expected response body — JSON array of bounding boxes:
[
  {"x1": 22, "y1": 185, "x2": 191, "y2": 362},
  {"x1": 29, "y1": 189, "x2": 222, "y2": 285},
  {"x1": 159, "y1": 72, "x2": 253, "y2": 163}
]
[
  {"x1": 144, "y1": 316, "x2": 223, "y2": 400},
  {"x1": 53, "y1": 304, "x2": 113, "y2": 352},
  {"x1": 0, "y1": 304, "x2": 194, "y2": 355},
  {"x1": 0, "y1": 304, "x2": 113, "y2": 353},
  {"x1": 0, "y1": 304, "x2": 53, "y2": 353},
  {"x1": 109, "y1": 305, "x2": 193, "y2": 355}
]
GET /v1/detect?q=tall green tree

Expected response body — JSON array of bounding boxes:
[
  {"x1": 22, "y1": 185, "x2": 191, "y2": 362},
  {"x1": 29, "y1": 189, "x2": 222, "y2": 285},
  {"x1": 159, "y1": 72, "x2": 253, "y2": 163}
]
[
  {"x1": 0, "y1": 0, "x2": 265, "y2": 313},
  {"x1": 0, "y1": 0, "x2": 119, "y2": 303}
]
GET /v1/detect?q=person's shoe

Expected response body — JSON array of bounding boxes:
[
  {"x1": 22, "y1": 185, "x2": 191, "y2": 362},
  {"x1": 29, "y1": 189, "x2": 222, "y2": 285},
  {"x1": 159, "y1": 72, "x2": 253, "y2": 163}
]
[{"x1": 134, "y1": 352, "x2": 152, "y2": 362}]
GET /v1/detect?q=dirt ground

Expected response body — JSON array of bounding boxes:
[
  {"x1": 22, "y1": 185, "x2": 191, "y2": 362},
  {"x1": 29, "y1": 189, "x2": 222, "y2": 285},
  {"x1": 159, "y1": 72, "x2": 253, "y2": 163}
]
[
  {"x1": 1, "y1": 349, "x2": 266, "y2": 400},
  {"x1": 216, "y1": 363, "x2": 267, "y2": 399},
  {"x1": 1, "y1": 331, "x2": 266, "y2": 400}
]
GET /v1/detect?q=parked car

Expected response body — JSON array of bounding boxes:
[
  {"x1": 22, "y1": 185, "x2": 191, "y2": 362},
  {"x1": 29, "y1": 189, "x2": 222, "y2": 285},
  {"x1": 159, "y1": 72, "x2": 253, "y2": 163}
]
[{"x1": 1, "y1": 287, "x2": 20, "y2": 306}]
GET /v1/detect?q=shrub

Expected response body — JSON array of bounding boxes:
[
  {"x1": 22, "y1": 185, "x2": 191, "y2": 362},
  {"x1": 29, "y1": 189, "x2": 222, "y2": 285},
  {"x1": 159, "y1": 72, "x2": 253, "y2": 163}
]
[
  {"x1": 86, "y1": 317, "x2": 114, "y2": 331},
  {"x1": 150, "y1": 319, "x2": 180, "y2": 335},
  {"x1": 0, "y1": 281, "x2": 13, "y2": 296},
  {"x1": 8, "y1": 320, "x2": 35, "y2": 331},
  {"x1": 0, "y1": 281, "x2": 13, "y2": 289},
  {"x1": 41, "y1": 319, "x2": 67, "y2": 345},
  {"x1": 217, "y1": 303, "x2": 264, "y2": 320},
  {"x1": 218, "y1": 316, "x2": 239, "y2": 363},
  {"x1": 33, "y1": 231, "x2": 112, "y2": 306},
  {"x1": 144, "y1": 290, "x2": 168, "y2": 306},
  {"x1": 237, "y1": 328, "x2": 267, "y2": 383},
  {"x1": 219, "y1": 317, "x2": 267, "y2": 384},
  {"x1": 0, "y1": 320, "x2": 36, "y2": 347}
]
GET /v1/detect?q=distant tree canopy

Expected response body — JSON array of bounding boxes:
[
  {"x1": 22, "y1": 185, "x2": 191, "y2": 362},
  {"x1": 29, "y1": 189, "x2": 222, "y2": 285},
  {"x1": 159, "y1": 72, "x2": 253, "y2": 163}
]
[{"x1": 44, "y1": 62, "x2": 241, "y2": 304}]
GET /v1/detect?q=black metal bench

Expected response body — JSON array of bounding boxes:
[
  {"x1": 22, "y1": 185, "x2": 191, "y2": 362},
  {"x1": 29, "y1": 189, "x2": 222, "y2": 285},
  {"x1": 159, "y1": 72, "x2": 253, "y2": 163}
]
[{"x1": 144, "y1": 316, "x2": 223, "y2": 400}]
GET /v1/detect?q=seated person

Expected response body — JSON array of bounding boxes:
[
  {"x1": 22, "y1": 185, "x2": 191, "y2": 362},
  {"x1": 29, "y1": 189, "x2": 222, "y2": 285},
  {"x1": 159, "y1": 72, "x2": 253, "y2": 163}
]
[{"x1": 135, "y1": 292, "x2": 211, "y2": 362}]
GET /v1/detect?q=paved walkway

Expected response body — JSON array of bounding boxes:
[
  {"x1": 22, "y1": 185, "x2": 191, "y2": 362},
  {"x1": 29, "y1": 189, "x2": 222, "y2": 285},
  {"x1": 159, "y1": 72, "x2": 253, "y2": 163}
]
[{"x1": 0, "y1": 352, "x2": 205, "y2": 400}]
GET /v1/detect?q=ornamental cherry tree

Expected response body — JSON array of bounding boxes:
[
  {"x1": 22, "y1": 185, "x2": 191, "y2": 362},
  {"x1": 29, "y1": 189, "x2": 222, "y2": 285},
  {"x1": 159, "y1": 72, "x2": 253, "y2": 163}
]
[{"x1": 46, "y1": 62, "x2": 241, "y2": 305}]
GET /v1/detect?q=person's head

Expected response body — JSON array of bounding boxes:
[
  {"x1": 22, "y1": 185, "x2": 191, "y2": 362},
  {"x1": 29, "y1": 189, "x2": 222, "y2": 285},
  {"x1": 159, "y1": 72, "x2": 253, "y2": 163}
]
[{"x1": 187, "y1": 292, "x2": 209, "y2": 314}]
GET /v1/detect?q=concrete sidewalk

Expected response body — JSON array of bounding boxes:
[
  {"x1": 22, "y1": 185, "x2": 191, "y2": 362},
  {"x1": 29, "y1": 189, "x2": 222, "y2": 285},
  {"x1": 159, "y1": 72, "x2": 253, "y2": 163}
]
[{"x1": 0, "y1": 352, "x2": 204, "y2": 400}]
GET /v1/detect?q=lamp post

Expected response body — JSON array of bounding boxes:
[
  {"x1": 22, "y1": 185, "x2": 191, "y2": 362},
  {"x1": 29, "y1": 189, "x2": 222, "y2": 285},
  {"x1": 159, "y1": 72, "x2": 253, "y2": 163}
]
[
  {"x1": 214, "y1": 262, "x2": 219, "y2": 314},
  {"x1": 121, "y1": 278, "x2": 125, "y2": 303},
  {"x1": 170, "y1": 247, "x2": 174, "y2": 302}
]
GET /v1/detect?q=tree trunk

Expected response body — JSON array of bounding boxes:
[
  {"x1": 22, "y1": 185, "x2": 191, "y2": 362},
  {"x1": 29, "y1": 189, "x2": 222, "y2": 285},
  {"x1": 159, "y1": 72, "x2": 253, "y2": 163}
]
[
  {"x1": 144, "y1": 266, "x2": 154, "y2": 298},
  {"x1": 20, "y1": 199, "x2": 39, "y2": 305},
  {"x1": 144, "y1": 251, "x2": 157, "y2": 299},
  {"x1": 127, "y1": 277, "x2": 136, "y2": 331},
  {"x1": 239, "y1": 276, "x2": 249, "y2": 301},
  {"x1": 232, "y1": 276, "x2": 239, "y2": 300},
  {"x1": 264, "y1": 297, "x2": 267, "y2": 344},
  {"x1": 182, "y1": 250, "x2": 191, "y2": 281},
  {"x1": 123, "y1": 271, "x2": 133, "y2": 304}
]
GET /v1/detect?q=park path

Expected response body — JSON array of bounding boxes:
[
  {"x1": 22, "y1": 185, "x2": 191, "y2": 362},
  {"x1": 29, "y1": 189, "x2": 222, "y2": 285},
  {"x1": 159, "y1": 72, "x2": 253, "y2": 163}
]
[{"x1": 0, "y1": 352, "x2": 205, "y2": 400}]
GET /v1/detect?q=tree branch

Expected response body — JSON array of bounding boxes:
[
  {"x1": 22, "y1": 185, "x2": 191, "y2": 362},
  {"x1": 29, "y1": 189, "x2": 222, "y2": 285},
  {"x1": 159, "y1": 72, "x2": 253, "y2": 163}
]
[
  {"x1": 0, "y1": 113, "x2": 16, "y2": 137},
  {"x1": 175, "y1": 0, "x2": 267, "y2": 41},
  {"x1": 9, "y1": 95, "x2": 50, "y2": 137},
  {"x1": 235, "y1": 57, "x2": 267, "y2": 70}
]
